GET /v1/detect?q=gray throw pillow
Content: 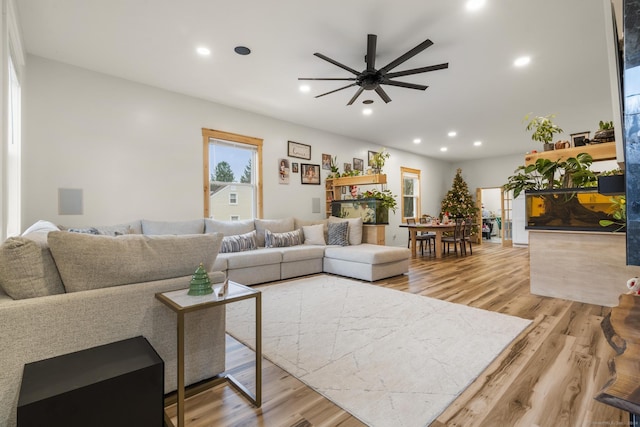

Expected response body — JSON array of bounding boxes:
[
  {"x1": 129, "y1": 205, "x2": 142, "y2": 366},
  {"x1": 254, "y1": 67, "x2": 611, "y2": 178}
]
[
  {"x1": 0, "y1": 233, "x2": 65, "y2": 299},
  {"x1": 220, "y1": 230, "x2": 258, "y2": 253},
  {"x1": 327, "y1": 221, "x2": 349, "y2": 246},
  {"x1": 265, "y1": 229, "x2": 304, "y2": 248},
  {"x1": 48, "y1": 231, "x2": 223, "y2": 293}
]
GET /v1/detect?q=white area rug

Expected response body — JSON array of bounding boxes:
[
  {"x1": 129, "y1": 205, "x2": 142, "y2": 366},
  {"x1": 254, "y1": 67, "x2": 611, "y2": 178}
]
[{"x1": 226, "y1": 275, "x2": 531, "y2": 427}]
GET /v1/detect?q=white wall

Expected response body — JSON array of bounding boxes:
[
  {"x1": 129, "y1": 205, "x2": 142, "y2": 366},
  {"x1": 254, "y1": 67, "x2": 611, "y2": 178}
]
[{"x1": 23, "y1": 55, "x2": 451, "y2": 246}]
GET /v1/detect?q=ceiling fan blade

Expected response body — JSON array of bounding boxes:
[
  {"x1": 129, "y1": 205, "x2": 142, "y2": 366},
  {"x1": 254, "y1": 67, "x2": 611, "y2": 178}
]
[
  {"x1": 385, "y1": 63, "x2": 449, "y2": 79},
  {"x1": 314, "y1": 53, "x2": 360, "y2": 75},
  {"x1": 347, "y1": 87, "x2": 365, "y2": 105},
  {"x1": 315, "y1": 83, "x2": 357, "y2": 98},
  {"x1": 379, "y1": 39, "x2": 434, "y2": 73},
  {"x1": 382, "y1": 80, "x2": 428, "y2": 91},
  {"x1": 375, "y1": 86, "x2": 392, "y2": 103},
  {"x1": 298, "y1": 78, "x2": 357, "y2": 81},
  {"x1": 366, "y1": 34, "x2": 377, "y2": 71}
]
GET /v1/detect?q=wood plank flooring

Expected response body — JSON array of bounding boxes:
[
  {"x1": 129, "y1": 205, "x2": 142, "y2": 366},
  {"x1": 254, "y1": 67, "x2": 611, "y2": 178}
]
[{"x1": 165, "y1": 242, "x2": 626, "y2": 426}]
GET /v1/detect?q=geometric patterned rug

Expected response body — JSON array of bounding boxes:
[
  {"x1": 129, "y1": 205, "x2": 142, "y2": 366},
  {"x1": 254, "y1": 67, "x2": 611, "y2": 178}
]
[{"x1": 226, "y1": 275, "x2": 531, "y2": 427}]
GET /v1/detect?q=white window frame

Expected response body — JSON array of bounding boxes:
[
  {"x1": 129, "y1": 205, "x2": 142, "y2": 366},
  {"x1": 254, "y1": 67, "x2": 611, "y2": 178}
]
[
  {"x1": 229, "y1": 192, "x2": 238, "y2": 205},
  {"x1": 401, "y1": 167, "x2": 421, "y2": 221}
]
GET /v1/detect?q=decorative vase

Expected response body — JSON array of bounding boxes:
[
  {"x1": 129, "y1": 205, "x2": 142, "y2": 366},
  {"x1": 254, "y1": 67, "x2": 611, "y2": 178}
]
[{"x1": 187, "y1": 263, "x2": 213, "y2": 296}]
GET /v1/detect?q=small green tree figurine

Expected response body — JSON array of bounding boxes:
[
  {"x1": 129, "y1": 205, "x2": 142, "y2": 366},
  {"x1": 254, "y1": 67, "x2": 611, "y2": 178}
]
[
  {"x1": 440, "y1": 168, "x2": 478, "y2": 219},
  {"x1": 188, "y1": 263, "x2": 213, "y2": 296}
]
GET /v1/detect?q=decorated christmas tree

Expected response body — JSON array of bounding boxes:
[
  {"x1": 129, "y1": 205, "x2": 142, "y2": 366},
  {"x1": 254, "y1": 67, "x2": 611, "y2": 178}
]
[{"x1": 440, "y1": 168, "x2": 478, "y2": 219}]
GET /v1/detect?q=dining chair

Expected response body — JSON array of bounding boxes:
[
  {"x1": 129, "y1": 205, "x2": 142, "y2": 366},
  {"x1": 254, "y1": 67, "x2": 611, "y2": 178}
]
[
  {"x1": 419, "y1": 216, "x2": 436, "y2": 253},
  {"x1": 406, "y1": 218, "x2": 432, "y2": 255},
  {"x1": 460, "y1": 218, "x2": 474, "y2": 255},
  {"x1": 441, "y1": 218, "x2": 464, "y2": 255}
]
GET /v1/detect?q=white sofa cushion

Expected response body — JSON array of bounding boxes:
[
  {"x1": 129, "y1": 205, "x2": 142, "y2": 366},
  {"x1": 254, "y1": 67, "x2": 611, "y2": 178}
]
[
  {"x1": 205, "y1": 219, "x2": 255, "y2": 236},
  {"x1": 141, "y1": 219, "x2": 205, "y2": 235},
  {"x1": 48, "y1": 232, "x2": 223, "y2": 292},
  {"x1": 219, "y1": 248, "x2": 282, "y2": 269},
  {"x1": 279, "y1": 245, "x2": 326, "y2": 262},
  {"x1": 324, "y1": 244, "x2": 410, "y2": 264}
]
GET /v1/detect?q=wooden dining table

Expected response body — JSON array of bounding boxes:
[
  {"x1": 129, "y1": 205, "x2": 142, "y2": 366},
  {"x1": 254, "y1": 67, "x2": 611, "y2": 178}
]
[{"x1": 400, "y1": 223, "x2": 456, "y2": 258}]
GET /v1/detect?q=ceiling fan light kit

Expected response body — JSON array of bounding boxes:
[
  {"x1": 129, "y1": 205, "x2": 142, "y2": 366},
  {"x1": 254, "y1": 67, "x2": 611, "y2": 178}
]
[{"x1": 299, "y1": 34, "x2": 448, "y2": 105}]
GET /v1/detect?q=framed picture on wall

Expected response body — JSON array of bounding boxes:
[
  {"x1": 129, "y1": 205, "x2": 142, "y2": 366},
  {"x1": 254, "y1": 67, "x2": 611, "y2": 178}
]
[
  {"x1": 570, "y1": 131, "x2": 590, "y2": 147},
  {"x1": 278, "y1": 158, "x2": 290, "y2": 184},
  {"x1": 292, "y1": 162, "x2": 299, "y2": 173},
  {"x1": 353, "y1": 158, "x2": 364, "y2": 171},
  {"x1": 301, "y1": 164, "x2": 321, "y2": 184},
  {"x1": 288, "y1": 141, "x2": 311, "y2": 160},
  {"x1": 368, "y1": 151, "x2": 377, "y2": 167},
  {"x1": 322, "y1": 153, "x2": 332, "y2": 170},
  {"x1": 344, "y1": 163, "x2": 352, "y2": 173}
]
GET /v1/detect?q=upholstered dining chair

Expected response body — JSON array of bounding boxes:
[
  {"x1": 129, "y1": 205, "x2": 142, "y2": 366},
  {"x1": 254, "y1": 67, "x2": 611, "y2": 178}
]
[
  {"x1": 419, "y1": 216, "x2": 436, "y2": 253},
  {"x1": 406, "y1": 218, "x2": 433, "y2": 255},
  {"x1": 441, "y1": 218, "x2": 464, "y2": 255}
]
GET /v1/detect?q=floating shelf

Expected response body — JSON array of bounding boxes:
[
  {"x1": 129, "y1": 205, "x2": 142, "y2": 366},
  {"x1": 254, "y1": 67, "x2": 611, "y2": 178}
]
[{"x1": 524, "y1": 142, "x2": 616, "y2": 165}]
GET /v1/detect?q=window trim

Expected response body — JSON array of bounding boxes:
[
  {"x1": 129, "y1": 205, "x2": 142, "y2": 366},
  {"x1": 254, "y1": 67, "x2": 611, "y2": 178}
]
[
  {"x1": 401, "y1": 167, "x2": 421, "y2": 221},
  {"x1": 229, "y1": 192, "x2": 238, "y2": 205},
  {"x1": 202, "y1": 129, "x2": 263, "y2": 218}
]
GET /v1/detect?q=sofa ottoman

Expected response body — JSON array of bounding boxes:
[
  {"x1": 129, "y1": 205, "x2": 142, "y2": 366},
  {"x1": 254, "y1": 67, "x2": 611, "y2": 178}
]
[{"x1": 323, "y1": 244, "x2": 410, "y2": 281}]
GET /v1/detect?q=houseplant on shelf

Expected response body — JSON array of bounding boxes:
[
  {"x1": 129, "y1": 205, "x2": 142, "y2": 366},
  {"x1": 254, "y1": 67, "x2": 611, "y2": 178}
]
[
  {"x1": 524, "y1": 113, "x2": 564, "y2": 152},
  {"x1": 371, "y1": 148, "x2": 390, "y2": 174}
]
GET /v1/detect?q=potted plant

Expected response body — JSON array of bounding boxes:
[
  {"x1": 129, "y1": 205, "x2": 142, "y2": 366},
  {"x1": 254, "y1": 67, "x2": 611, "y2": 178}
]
[
  {"x1": 593, "y1": 120, "x2": 615, "y2": 143},
  {"x1": 597, "y1": 168, "x2": 624, "y2": 195},
  {"x1": 371, "y1": 148, "x2": 390, "y2": 174},
  {"x1": 524, "y1": 113, "x2": 564, "y2": 152}
]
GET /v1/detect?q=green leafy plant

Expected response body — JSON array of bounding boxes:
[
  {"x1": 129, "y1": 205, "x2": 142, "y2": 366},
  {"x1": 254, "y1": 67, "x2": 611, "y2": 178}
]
[
  {"x1": 599, "y1": 195, "x2": 626, "y2": 231},
  {"x1": 524, "y1": 113, "x2": 564, "y2": 145},
  {"x1": 371, "y1": 148, "x2": 390, "y2": 172},
  {"x1": 359, "y1": 188, "x2": 397, "y2": 213},
  {"x1": 599, "y1": 120, "x2": 614, "y2": 130}
]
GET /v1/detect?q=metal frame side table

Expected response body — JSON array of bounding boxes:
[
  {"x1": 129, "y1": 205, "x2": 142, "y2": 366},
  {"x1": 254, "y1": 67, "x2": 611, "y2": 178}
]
[{"x1": 156, "y1": 281, "x2": 261, "y2": 427}]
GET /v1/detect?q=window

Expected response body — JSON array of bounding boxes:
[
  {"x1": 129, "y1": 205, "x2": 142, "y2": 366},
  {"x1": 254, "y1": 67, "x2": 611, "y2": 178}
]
[
  {"x1": 203, "y1": 129, "x2": 263, "y2": 219},
  {"x1": 401, "y1": 167, "x2": 421, "y2": 221}
]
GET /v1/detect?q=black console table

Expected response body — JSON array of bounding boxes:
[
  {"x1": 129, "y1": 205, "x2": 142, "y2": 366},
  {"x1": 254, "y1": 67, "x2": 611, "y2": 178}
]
[{"x1": 18, "y1": 336, "x2": 164, "y2": 427}]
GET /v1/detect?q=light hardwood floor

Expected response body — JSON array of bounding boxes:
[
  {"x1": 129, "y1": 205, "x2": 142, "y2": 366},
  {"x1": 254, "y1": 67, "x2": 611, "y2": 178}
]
[{"x1": 165, "y1": 242, "x2": 626, "y2": 426}]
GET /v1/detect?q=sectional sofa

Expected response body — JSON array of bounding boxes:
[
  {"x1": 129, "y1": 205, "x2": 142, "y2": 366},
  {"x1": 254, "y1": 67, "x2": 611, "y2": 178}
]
[{"x1": 0, "y1": 216, "x2": 409, "y2": 426}]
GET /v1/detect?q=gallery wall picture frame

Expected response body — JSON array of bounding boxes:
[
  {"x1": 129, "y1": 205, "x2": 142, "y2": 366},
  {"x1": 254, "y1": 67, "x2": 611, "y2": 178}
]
[
  {"x1": 353, "y1": 158, "x2": 364, "y2": 171},
  {"x1": 570, "y1": 131, "x2": 590, "y2": 147},
  {"x1": 278, "y1": 158, "x2": 290, "y2": 184},
  {"x1": 344, "y1": 163, "x2": 352, "y2": 173},
  {"x1": 301, "y1": 163, "x2": 321, "y2": 185},
  {"x1": 292, "y1": 162, "x2": 299, "y2": 173},
  {"x1": 288, "y1": 141, "x2": 311, "y2": 160},
  {"x1": 322, "y1": 153, "x2": 332, "y2": 170},
  {"x1": 368, "y1": 151, "x2": 377, "y2": 167}
]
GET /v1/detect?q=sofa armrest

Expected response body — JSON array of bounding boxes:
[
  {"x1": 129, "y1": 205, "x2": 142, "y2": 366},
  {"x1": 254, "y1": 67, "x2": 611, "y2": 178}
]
[{"x1": 0, "y1": 276, "x2": 225, "y2": 427}]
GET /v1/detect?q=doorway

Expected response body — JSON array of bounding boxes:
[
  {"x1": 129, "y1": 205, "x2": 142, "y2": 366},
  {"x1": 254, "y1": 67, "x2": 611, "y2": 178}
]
[{"x1": 475, "y1": 187, "x2": 502, "y2": 245}]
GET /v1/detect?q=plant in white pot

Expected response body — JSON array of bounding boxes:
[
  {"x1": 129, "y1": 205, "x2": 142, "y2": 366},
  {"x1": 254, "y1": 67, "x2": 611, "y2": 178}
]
[{"x1": 524, "y1": 113, "x2": 564, "y2": 151}]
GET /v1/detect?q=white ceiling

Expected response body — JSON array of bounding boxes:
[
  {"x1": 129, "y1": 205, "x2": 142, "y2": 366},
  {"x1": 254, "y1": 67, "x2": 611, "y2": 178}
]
[{"x1": 16, "y1": 0, "x2": 622, "y2": 162}]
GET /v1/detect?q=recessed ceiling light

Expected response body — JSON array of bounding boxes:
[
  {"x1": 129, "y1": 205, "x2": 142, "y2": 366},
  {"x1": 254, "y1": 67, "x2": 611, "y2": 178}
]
[
  {"x1": 196, "y1": 47, "x2": 210, "y2": 56},
  {"x1": 514, "y1": 56, "x2": 531, "y2": 67},
  {"x1": 234, "y1": 46, "x2": 251, "y2": 55},
  {"x1": 363, "y1": 99, "x2": 374, "y2": 104},
  {"x1": 474, "y1": 140, "x2": 482, "y2": 146},
  {"x1": 299, "y1": 85, "x2": 310, "y2": 93},
  {"x1": 448, "y1": 131, "x2": 457, "y2": 137},
  {"x1": 466, "y1": 0, "x2": 486, "y2": 11},
  {"x1": 362, "y1": 108, "x2": 373, "y2": 116},
  {"x1": 440, "y1": 147, "x2": 448, "y2": 152},
  {"x1": 413, "y1": 138, "x2": 422, "y2": 144}
]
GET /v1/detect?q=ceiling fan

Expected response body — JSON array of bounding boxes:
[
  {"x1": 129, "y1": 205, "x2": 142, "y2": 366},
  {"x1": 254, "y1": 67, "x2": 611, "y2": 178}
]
[{"x1": 298, "y1": 34, "x2": 449, "y2": 105}]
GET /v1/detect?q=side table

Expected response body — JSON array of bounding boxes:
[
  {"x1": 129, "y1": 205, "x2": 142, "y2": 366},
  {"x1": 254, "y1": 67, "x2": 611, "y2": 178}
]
[{"x1": 156, "y1": 281, "x2": 261, "y2": 427}]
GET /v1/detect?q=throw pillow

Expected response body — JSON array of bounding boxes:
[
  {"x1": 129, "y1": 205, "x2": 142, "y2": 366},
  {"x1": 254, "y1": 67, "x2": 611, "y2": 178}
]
[
  {"x1": 329, "y1": 216, "x2": 363, "y2": 245},
  {"x1": 327, "y1": 221, "x2": 349, "y2": 246},
  {"x1": 205, "y1": 218, "x2": 255, "y2": 236},
  {"x1": 254, "y1": 217, "x2": 294, "y2": 247},
  {"x1": 0, "y1": 234, "x2": 65, "y2": 299},
  {"x1": 265, "y1": 229, "x2": 304, "y2": 248},
  {"x1": 22, "y1": 220, "x2": 60, "y2": 235},
  {"x1": 302, "y1": 224, "x2": 326, "y2": 245},
  {"x1": 48, "y1": 231, "x2": 223, "y2": 293},
  {"x1": 220, "y1": 230, "x2": 258, "y2": 253}
]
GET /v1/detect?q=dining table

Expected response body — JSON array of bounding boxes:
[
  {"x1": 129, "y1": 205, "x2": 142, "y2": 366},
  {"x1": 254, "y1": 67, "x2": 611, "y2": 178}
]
[{"x1": 400, "y1": 223, "x2": 457, "y2": 258}]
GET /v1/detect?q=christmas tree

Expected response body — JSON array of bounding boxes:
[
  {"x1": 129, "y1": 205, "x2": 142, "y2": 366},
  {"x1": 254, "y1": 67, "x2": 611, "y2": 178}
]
[
  {"x1": 188, "y1": 263, "x2": 213, "y2": 296},
  {"x1": 440, "y1": 168, "x2": 478, "y2": 219}
]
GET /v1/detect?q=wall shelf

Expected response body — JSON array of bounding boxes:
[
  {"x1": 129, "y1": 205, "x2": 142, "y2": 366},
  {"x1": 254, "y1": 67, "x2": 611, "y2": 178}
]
[{"x1": 524, "y1": 142, "x2": 616, "y2": 165}]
